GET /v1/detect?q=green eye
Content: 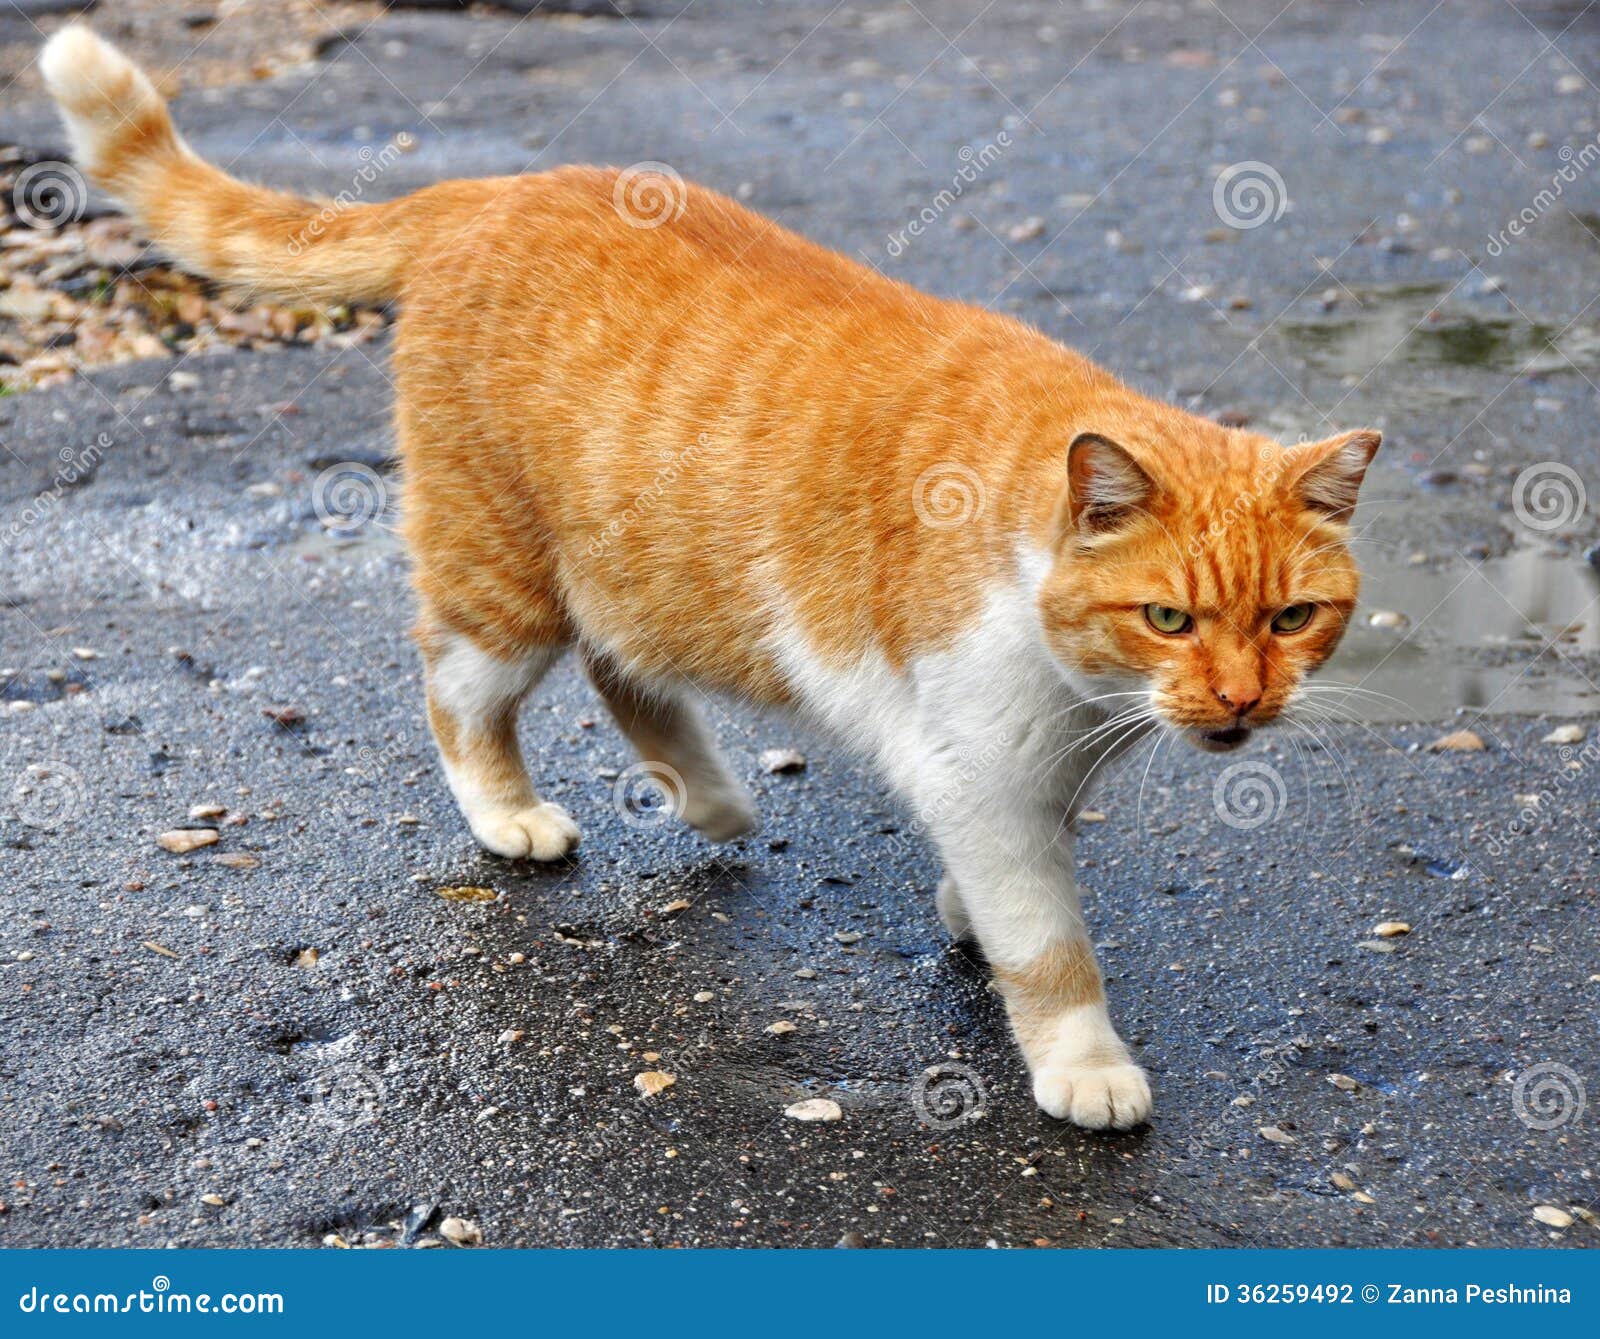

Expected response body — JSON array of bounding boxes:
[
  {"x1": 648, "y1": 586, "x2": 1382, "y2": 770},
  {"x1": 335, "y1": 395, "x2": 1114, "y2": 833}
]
[
  {"x1": 1144, "y1": 604, "x2": 1192, "y2": 635},
  {"x1": 1272, "y1": 603, "x2": 1314, "y2": 633}
]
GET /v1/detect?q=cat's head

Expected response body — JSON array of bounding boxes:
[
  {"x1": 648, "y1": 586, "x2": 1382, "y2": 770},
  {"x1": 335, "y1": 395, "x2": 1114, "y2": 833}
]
[{"x1": 1037, "y1": 424, "x2": 1380, "y2": 752}]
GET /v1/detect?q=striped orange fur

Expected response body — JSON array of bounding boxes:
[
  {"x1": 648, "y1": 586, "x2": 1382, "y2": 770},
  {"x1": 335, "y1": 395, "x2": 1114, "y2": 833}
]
[{"x1": 43, "y1": 25, "x2": 1380, "y2": 1128}]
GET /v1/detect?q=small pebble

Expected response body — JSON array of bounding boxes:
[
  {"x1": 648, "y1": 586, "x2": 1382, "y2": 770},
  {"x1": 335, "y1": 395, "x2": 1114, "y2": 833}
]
[
  {"x1": 1258, "y1": 1126, "x2": 1297, "y2": 1145},
  {"x1": 785, "y1": 1097, "x2": 843, "y2": 1122},
  {"x1": 634, "y1": 1071, "x2": 676, "y2": 1097},
  {"x1": 157, "y1": 829, "x2": 219, "y2": 854},
  {"x1": 759, "y1": 747, "x2": 808, "y2": 774},
  {"x1": 1426, "y1": 729, "x2": 1484, "y2": 752},
  {"x1": 438, "y1": 1216, "x2": 482, "y2": 1247}
]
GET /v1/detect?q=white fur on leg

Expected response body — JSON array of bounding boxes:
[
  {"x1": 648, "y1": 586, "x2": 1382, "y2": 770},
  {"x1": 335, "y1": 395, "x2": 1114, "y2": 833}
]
[
  {"x1": 935, "y1": 874, "x2": 971, "y2": 941},
  {"x1": 1027, "y1": 1004, "x2": 1152, "y2": 1129},
  {"x1": 429, "y1": 635, "x2": 579, "y2": 860}
]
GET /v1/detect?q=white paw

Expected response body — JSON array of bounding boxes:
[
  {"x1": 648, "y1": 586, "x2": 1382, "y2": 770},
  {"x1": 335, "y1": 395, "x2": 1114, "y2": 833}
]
[
  {"x1": 472, "y1": 802, "x2": 581, "y2": 860},
  {"x1": 680, "y1": 788, "x2": 758, "y2": 843},
  {"x1": 935, "y1": 873, "x2": 971, "y2": 941},
  {"x1": 1032, "y1": 1060, "x2": 1152, "y2": 1130}
]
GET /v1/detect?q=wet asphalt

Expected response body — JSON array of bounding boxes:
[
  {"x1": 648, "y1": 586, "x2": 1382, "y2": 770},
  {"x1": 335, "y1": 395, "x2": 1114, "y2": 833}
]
[{"x1": 1, "y1": 0, "x2": 1598, "y2": 1248}]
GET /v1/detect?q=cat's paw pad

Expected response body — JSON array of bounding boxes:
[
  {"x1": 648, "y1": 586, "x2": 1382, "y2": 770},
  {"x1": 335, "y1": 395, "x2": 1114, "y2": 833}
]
[
  {"x1": 473, "y1": 803, "x2": 581, "y2": 861},
  {"x1": 680, "y1": 788, "x2": 758, "y2": 843},
  {"x1": 1032, "y1": 1060, "x2": 1152, "y2": 1130}
]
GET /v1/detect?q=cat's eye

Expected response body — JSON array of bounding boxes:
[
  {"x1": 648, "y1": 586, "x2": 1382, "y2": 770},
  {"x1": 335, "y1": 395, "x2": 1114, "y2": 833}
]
[
  {"x1": 1272, "y1": 603, "x2": 1314, "y2": 633},
  {"x1": 1144, "y1": 604, "x2": 1193, "y2": 635}
]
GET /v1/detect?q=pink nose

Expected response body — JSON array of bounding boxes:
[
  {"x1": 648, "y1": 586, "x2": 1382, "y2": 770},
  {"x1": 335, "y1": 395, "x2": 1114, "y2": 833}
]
[{"x1": 1215, "y1": 683, "x2": 1261, "y2": 718}]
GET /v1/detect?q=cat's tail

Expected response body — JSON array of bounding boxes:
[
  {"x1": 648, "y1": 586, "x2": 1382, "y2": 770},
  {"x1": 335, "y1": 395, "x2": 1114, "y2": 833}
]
[{"x1": 40, "y1": 25, "x2": 412, "y2": 306}]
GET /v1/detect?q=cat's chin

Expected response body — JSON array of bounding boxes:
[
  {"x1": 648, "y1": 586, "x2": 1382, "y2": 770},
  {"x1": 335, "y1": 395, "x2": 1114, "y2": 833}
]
[{"x1": 1188, "y1": 725, "x2": 1253, "y2": 753}]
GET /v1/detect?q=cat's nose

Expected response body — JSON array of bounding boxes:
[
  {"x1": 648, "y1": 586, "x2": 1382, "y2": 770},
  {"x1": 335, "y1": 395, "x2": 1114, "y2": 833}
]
[{"x1": 1214, "y1": 683, "x2": 1261, "y2": 718}]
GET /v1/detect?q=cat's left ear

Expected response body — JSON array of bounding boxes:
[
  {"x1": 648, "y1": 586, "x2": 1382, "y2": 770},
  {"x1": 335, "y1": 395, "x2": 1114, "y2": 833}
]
[
  {"x1": 1053, "y1": 432, "x2": 1155, "y2": 542},
  {"x1": 1290, "y1": 429, "x2": 1382, "y2": 522}
]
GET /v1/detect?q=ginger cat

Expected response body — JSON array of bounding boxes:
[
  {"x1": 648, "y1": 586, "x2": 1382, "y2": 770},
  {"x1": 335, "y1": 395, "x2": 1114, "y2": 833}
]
[{"x1": 43, "y1": 26, "x2": 1379, "y2": 1129}]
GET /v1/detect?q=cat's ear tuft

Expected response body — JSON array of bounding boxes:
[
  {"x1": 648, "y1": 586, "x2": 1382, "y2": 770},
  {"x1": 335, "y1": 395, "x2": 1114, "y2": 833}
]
[
  {"x1": 1292, "y1": 429, "x2": 1381, "y2": 522},
  {"x1": 1059, "y1": 433, "x2": 1153, "y2": 539}
]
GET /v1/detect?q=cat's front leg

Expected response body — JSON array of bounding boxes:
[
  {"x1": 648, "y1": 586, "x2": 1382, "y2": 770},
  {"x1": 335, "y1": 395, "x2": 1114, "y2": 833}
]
[{"x1": 932, "y1": 810, "x2": 1151, "y2": 1129}]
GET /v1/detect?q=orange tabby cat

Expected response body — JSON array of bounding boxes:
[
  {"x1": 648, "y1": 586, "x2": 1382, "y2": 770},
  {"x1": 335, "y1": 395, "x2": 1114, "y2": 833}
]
[{"x1": 43, "y1": 26, "x2": 1379, "y2": 1128}]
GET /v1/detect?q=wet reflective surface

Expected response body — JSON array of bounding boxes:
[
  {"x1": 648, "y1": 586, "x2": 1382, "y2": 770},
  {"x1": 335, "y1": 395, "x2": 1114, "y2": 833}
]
[{"x1": 1325, "y1": 543, "x2": 1600, "y2": 719}]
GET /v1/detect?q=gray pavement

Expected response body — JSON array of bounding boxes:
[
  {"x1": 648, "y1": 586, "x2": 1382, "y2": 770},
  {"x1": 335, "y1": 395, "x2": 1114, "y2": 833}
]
[{"x1": 1, "y1": 1, "x2": 1598, "y2": 1247}]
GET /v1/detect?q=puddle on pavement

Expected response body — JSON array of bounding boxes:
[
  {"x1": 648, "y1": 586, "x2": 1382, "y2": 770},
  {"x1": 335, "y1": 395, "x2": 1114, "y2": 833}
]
[
  {"x1": 1279, "y1": 284, "x2": 1600, "y2": 382},
  {"x1": 1323, "y1": 543, "x2": 1600, "y2": 720}
]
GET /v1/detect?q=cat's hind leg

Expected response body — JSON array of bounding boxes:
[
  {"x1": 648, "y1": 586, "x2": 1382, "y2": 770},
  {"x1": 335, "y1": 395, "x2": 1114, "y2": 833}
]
[
  {"x1": 935, "y1": 873, "x2": 973, "y2": 942},
  {"x1": 585, "y1": 654, "x2": 757, "y2": 842},
  {"x1": 421, "y1": 626, "x2": 580, "y2": 860}
]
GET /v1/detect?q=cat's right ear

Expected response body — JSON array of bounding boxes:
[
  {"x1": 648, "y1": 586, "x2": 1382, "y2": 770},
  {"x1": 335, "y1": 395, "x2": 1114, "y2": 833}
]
[{"x1": 1054, "y1": 433, "x2": 1154, "y2": 541}]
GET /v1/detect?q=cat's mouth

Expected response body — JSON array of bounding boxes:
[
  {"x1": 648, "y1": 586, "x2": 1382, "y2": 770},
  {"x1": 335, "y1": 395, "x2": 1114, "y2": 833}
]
[{"x1": 1190, "y1": 725, "x2": 1253, "y2": 753}]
